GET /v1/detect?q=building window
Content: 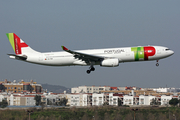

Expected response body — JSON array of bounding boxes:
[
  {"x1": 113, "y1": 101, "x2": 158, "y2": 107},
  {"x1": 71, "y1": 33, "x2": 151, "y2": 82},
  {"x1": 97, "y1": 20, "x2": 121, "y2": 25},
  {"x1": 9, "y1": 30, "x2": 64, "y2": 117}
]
[
  {"x1": 11, "y1": 87, "x2": 13, "y2": 89},
  {"x1": 8, "y1": 87, "x2": 10, "y2": 89},
  {"x1": 15, "y1": 87, "x2": 16, "y2": 89},
  {"x1": 18, "y1": 87, "x2": 20, "y2": 90}
]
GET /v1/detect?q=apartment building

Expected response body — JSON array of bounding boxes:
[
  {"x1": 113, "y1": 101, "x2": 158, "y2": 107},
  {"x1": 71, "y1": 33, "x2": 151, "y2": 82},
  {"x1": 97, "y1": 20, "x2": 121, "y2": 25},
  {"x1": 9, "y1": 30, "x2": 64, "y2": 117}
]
[
  {"x1": 161, "y1": 95, "x2": 172, "y2": 105},
  {"x1": 153, "y1": 87, "x2": 180, "y2": 93},
  {"x1": 71, "y1": 86, "x2": 110, "y2": 93},
  {"x1": 0, "y1": 79, "x2": 42, "y2": 93},
  {"x1": 0, "y1": 92, "x2": 178, "y2": 107},
  {"x1": 68, "y1": 93, "x2": 180, "y2": 107},
  {"x1": 92, "y1": 93, "x2": 104, "y2": 106},
  {"x1": 69, "y1": 93, "x2": 92, "y2": 106},
  {"x1": 123, "y1": 95, "x2": 134, "y2": 105},
  {"x1": 70, "y1": 94, "x2": 80, "y2": 106},
  {"x1": 92, "y1": 93, "x2": 109, "y2": 106},
  {"x1": 43, "y1": 93, "x2": 59, "y2": 105},
  {"x1": 8, "y1": 94, "x2": 36, "y2": 106},
  {"x1": 109, "y1": 93, "x2": 121, "y2": 106},
  {"x1": 138, "y1": 95, "x2": 156, "y2": 105}
]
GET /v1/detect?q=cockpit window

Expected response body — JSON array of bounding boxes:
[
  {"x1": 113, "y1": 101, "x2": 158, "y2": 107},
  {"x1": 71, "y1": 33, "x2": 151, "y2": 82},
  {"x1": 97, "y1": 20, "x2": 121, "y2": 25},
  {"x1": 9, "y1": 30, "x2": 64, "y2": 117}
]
[{"x1": 165, "y1": 49, "x2": 170, "y2": 51}]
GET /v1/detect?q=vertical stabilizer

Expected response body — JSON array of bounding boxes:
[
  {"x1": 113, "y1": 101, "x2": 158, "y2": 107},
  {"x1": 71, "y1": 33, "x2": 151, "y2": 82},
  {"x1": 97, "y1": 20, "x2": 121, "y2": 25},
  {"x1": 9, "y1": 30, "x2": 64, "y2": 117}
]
[{"x1": 6, "y1": 33, "x2": 39, "y2": 55}]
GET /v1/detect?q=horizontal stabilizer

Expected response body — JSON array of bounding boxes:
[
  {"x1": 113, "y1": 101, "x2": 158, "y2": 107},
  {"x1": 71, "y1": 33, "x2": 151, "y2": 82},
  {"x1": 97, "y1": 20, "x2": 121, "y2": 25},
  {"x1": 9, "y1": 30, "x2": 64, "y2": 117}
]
[{"x1": 7, "y1": 54, "x2": 27, "y2": 60}]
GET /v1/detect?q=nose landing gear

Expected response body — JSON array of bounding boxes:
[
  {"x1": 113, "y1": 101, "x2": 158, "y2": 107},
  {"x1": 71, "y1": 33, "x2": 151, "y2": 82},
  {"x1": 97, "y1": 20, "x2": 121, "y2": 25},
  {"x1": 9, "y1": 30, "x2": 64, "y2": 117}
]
[
  {"x1": 86, "y1": 65, "x2": 95, "y2": 74},
  {"x1": 156, "y1": 60, "x2": 159, "y2": 66}
]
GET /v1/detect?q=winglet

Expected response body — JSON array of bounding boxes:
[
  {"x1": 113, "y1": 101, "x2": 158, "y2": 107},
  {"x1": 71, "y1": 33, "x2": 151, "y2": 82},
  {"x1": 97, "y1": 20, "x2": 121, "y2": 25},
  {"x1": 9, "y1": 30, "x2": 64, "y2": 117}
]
[{"x1": 61, "y1": 46, "x2": 69, "y2": 51}]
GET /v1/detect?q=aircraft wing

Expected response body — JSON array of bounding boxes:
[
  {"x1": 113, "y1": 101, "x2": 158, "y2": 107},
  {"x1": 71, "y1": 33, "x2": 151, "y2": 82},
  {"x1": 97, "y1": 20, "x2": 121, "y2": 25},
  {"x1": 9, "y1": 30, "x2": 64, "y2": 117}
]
[{"x1": 61, "y1": 46, "x2": 104, "y2": 62}]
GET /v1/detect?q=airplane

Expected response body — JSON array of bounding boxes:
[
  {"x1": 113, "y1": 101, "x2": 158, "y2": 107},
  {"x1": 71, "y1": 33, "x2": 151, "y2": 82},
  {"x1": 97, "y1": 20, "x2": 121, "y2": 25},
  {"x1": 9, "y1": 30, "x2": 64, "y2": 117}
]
[{"x1": 6, "y1": 33, "x2": 174, "y2": 74}]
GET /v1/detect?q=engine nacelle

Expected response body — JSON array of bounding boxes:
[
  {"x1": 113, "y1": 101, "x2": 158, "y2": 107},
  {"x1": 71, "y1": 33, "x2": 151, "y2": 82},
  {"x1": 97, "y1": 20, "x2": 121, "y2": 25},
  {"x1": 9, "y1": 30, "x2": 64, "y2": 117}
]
[{"x1": 100, "y1": 58, "x2": 119, "y2": 67}]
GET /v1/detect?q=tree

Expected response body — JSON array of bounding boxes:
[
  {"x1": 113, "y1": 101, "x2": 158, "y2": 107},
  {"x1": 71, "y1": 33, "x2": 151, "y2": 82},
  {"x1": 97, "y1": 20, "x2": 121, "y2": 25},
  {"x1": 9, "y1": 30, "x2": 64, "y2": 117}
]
[
  {"x1": 103, "y1": 101, "x2": 109, "y2": 106},
  {"x1": 169, "y1": 98, "x2": 179, "y2": 106},
  {"x1": 40, "y1": 102, "x2": 45, "y2": 111},
  {"x1": 47, "y1": 99, "x2": 53, "y2": 105},
  {"x1": 150, "y1": 98, "x2": 161, "y2": 105},
  {"x1": 34, "y1": 95, "x2": 41, "y2": 106},
  {"x1": 118, "y1": 98, "x2": 122, "y2": 106},
  {"x1": 0, "y1": 99, "x2": 8, "y2": 108},
  {"x1": 58, "y1": 97, "x2": 68, "y2": 106}
]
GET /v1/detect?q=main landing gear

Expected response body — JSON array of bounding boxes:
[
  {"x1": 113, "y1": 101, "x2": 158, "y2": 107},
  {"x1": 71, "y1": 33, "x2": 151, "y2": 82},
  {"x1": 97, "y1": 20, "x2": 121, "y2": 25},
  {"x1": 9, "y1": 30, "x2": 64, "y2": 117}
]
[
  {"x1": 86, "y1": 65, "x2": 95, "y2": 74},
  {"x1": 156, "y1": 60, "x2": 159, "y2": 66}
]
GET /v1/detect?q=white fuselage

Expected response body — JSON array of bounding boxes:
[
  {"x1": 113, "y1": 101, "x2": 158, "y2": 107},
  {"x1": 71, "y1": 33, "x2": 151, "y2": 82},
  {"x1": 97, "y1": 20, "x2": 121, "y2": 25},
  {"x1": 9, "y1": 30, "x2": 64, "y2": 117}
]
[
  {"x1": 24, "y1": 46, "x2": 174, "y2": 66},
  {"x1": 6, "y1": 33, "x2": 174, "y2": 73}
]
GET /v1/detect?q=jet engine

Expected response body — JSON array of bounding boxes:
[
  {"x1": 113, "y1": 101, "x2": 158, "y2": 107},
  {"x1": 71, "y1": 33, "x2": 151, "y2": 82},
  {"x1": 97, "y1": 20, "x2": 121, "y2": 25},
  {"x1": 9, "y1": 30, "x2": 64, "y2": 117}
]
[{"x1": 100, "y1": 58, "x2": 119, "y2": 67}]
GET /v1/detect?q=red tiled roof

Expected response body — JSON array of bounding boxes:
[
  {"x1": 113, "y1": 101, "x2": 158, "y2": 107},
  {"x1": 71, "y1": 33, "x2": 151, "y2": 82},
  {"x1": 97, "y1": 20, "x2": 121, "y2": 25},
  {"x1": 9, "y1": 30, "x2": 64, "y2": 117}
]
[
  {"x1": 111, "y1": 87, "x2": 118, "y2": 90},
  {"x1": 113, "y1": 93, "x2": 124, "y2": 97}
]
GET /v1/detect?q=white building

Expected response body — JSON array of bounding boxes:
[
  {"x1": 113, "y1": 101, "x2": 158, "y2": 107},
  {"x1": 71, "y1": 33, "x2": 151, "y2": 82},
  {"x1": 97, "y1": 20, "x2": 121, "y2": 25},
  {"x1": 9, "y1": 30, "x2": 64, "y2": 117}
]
[
  {"x1": 44, "y1": 93, "x2": 59, "y2": 105},
  {"x1": 123, "y1": 95, "x2": 134, "y2": 105},
  {"x1": 82, "y1": 94, "x2": 92, "y2": 106},
  {"x1": 70, "y1": 94, "x2": 80, "y2": 106},
  {"x1": 109, "y1": 93, "x2": 119, "y2": 106},
  {"x1": 69, "y1": 93, "x2": 92, "y2": 106},
  {"x1": 9, "y1": 94, "x2": 36, "y2": 106},
  {"x1": 153, "y1": 87, "x2": 180, "y2": 93},
  {"x1": 71, "y1": 86, "x2": 110, "y2": 93},
  {"x1": 161, "y1": 95, "x2": 172, "y2": 105},
  {"x1": 65, "y1": 94, "x2": 71, "y2": 106},
  {"x1": 92, "y1": 93, "x2": 103, "y2": 106},
  {"x1": 139, "y1": 95, "x2": 156, "y2": 105},
  {"x1": 0, "y1": 94, "x2": 5, "y2": 102},
  {"x1": 92, "y1": 93, "x2": 109, "y2": 106}
]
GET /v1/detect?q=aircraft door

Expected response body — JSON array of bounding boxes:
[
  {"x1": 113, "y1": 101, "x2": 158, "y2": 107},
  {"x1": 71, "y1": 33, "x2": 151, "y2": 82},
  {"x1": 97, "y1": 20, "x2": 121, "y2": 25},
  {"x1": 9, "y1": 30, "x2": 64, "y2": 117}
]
[
  {"x1": 39, "y1": 54, "x2": 43, "y2": 61},
  {"x1": 157, "y1": 49, "x2": 161, "y2": 54}
]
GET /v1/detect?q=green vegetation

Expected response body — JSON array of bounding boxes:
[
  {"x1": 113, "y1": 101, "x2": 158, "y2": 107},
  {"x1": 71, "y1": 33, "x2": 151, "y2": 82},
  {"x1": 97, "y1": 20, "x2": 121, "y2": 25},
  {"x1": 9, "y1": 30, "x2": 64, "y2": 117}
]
[
  {"x1": 0, "y1": 99, "x2": 8, "y2": 108},
  {"x1": 0, "y1": 106, "x2": 180, "y2": 120},
  {"x1": 118, "y1": 98, "x2": 122, "y2": 106},
  {"x1": 34, "y1": 95, "x2": 41, "y2": 106},
  {"x1": 58, "y1": 97, "x2": 68, "y2": 106},
  {"x1": 169, "y1": 98, "x2": 179, "y2": 107},
  {"x1": 150, "y1": 98, "x2": 161, "y2": 106}
]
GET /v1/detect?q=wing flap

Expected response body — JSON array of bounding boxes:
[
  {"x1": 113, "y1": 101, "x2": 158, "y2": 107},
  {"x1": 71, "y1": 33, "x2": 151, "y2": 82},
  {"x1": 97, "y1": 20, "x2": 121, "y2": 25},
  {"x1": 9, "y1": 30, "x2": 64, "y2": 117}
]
[{"x1": 61, "y1": 46, "x2": 104, "y2": 62}]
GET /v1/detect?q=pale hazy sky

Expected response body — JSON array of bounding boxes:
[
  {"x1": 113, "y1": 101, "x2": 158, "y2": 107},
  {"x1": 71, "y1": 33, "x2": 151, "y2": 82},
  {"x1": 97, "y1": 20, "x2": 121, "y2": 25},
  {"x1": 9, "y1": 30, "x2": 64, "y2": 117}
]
[{"x1": 0, "y1": 1, "x2": 179, "y2": 88}]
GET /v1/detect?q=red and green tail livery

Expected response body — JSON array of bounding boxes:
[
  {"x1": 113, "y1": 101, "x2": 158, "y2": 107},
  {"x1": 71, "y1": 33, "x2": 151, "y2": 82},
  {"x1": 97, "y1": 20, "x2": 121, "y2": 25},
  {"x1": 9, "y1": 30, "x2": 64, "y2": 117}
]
[{"x1": 6, "y1": 33, "x2": 28, "y2": 55}]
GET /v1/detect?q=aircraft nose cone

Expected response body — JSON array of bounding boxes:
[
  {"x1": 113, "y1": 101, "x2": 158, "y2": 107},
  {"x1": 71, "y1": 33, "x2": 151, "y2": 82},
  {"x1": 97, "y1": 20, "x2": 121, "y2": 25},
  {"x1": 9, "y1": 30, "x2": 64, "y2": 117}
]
[
  {"x1": 169, "y1": 50, "x2": 174, "y2": 56},
  {"x1": 171, "y1": 50, "x2": 174, "y2": 55}
]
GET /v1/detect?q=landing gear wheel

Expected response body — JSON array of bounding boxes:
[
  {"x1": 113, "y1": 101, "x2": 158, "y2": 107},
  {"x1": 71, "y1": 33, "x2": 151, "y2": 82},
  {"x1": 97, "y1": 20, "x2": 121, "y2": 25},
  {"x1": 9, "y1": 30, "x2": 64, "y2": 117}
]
[
  {"x1": 91, "y1": 67, "x2": 95, "y2": 71},
  {"x1": 87, "y1": 70, "x2": 91, "y2": 74},
  {"x1": 156, "y1": 63, "x2": 159, "y2": 66},
  {"x1": 156, "y1": 60, "x2": 159, "y2": 67},
  {"x1": 87, "y1": 65, "x2": 95, "y2": 74}
]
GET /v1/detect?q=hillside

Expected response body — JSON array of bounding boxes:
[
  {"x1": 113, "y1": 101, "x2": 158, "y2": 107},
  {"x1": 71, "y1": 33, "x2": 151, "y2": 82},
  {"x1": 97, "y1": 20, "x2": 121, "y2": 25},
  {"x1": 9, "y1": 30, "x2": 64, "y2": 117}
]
[{"x1": 41, "y1": 83, "x2": 70, "y2": 93}]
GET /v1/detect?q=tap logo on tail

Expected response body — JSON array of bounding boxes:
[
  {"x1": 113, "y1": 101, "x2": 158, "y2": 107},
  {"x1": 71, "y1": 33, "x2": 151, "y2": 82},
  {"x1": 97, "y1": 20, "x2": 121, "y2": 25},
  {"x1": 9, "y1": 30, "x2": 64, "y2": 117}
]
[{"x1": 6, "y1": 33, "x2": 28, "y2": 55}]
